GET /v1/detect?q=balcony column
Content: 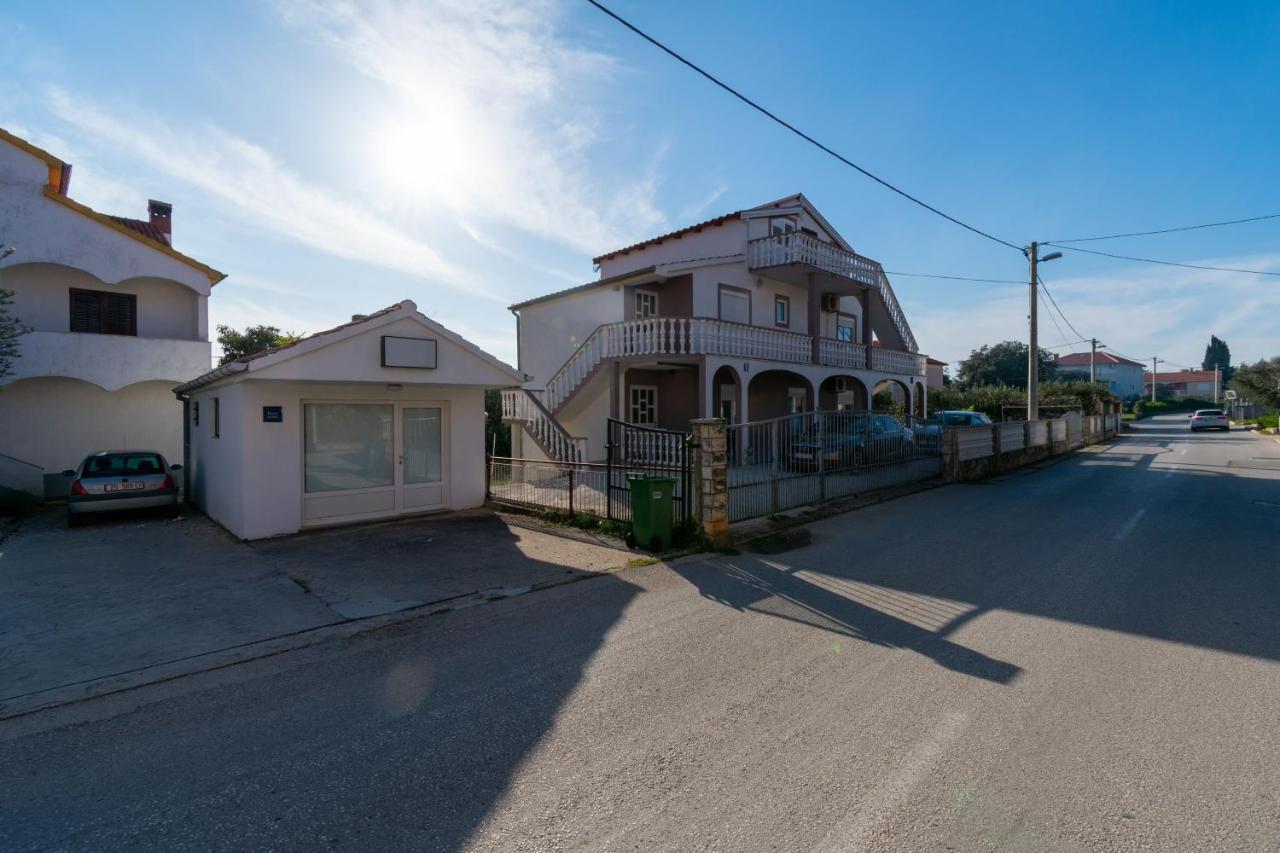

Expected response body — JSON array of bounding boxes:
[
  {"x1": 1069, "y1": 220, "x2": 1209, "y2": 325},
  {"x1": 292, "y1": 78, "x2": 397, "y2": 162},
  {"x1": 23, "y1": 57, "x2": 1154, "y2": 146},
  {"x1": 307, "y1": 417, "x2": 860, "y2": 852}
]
[
  {"x1": 807, "y1": 271, "x2": 820, "y2": 365},
  {"x1": 861, "y1": 290, "x2": 873, "y2": 369},
  {"x1": 609, "y1": 361, "x2": 621, "y2": 420}
]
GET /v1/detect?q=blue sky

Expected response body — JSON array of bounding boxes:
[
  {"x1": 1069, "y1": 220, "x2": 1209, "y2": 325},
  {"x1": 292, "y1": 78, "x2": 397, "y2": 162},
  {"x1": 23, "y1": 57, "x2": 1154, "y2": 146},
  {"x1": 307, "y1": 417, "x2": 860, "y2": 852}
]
[{"x1": 2, "y1": 0, "x2": 1277, "y2": 370}]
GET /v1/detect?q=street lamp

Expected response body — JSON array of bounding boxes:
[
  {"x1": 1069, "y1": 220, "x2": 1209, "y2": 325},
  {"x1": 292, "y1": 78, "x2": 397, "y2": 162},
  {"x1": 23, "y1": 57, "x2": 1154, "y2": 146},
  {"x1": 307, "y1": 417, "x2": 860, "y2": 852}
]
[{"x1": 1027, "y1": 242, "x2": 1062, "y2": 420}]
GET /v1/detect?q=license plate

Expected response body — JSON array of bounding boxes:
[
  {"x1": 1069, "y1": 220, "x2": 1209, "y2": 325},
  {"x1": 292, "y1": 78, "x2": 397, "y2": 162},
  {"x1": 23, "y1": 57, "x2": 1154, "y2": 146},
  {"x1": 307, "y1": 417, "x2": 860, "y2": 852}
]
[{"x1": 105, "y1": 482, "x2": 147, "y2": 492}]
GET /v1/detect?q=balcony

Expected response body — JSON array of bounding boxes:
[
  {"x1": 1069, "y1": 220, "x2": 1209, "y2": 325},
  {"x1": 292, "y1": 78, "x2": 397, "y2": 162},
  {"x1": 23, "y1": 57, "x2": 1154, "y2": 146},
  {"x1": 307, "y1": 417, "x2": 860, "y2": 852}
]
[
  {"x1": 748, "y1": 232, "x2": 917, "y2": 353},
  {"x1": 528, "y1": 317, "x2": 924, "y2": 417},
  {"x1": 3, "y1": 331, "x2": 212, "y2": 391}
]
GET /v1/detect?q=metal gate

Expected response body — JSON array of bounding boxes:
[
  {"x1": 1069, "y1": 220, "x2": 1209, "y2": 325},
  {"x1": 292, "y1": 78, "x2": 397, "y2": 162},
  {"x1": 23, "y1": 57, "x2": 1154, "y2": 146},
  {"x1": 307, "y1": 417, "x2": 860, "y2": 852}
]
[{"x1": 605, "y1": 418, "x2": 692, "y2": 524}]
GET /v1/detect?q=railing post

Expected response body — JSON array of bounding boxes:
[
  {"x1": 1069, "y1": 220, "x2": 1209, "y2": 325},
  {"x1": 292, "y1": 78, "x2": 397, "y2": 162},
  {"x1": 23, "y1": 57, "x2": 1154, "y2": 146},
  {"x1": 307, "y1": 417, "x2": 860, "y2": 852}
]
[
  {"x1": 568, "y1": 465, "x2": 575, "y2": 515},
  {"x1": 817, "y1": 412, "x2": 826, "y2": 502}
]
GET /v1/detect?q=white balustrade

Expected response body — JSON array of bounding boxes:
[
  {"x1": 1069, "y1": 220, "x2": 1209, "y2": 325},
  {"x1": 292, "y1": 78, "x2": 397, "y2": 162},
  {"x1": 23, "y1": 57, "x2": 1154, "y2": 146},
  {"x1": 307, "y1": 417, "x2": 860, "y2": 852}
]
[{"x1": 818, "y1": 338, "x2": 868, "y2": 370}]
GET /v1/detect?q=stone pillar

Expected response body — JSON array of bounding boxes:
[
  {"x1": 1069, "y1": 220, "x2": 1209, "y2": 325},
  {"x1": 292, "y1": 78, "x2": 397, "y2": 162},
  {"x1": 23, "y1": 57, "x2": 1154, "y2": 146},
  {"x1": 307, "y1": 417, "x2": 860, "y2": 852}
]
[{"x1": 691, "y1": 418, "x2": 730, "y2": 547}]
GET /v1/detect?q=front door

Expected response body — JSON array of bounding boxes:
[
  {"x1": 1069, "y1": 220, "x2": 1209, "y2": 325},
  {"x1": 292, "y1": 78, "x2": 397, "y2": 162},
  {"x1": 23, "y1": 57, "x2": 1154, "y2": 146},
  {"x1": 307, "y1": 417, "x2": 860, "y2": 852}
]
[{"x1": 399, "y1": 405, "x2": 446, "y2": 512}]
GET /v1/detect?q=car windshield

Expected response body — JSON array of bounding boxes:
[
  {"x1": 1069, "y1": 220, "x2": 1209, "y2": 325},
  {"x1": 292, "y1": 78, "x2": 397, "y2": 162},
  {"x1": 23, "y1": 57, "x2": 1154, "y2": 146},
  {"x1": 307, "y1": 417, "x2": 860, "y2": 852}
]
[
  {"x1": 82, "y1": 453, "x2": 166, "y2": 477},
  {"x1": 1195, "y1": 410, "x2": 1223, "y2": 417}
]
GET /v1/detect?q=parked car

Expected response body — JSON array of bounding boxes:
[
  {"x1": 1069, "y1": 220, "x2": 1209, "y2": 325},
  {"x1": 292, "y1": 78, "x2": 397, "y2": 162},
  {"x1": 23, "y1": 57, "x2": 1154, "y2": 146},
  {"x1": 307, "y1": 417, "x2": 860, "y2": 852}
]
[
  {"x1": 914, "y1": 410, "x2": 994, "y2": 438},
  {"x1": 1188, "y1": 409, "x2": 1229, "y2": 432},
  {"x1": 789, "y1": 414, "x2": 914, "y2": 470},
  {"x1": 62, "y1": 450, "x2": 182, "y2": 527}
]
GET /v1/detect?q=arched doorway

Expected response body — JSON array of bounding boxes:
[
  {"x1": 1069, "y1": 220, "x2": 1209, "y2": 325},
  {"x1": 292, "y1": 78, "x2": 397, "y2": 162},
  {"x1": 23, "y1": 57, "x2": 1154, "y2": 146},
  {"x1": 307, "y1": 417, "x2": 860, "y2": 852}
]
[
  {"x1": 711, "y1": 365, "x2": 743, "y2": 423},
  {"x1": 914, "y1": 382, "x2": 926, "y2": 417},
  {"x1": 871, "y1": 378, "x2": 911, "y2": 415},
  {"x1": 819, "y1": 375, "x2": 869, "y2": 411},
  {"x1": 748, "y1": 369, "x2": 814, "y2": 420}
]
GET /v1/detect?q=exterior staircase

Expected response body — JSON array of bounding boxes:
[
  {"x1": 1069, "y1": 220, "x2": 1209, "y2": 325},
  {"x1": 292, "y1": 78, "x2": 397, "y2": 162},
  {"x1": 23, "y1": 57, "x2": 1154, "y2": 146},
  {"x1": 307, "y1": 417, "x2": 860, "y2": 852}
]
[{"x1": 502, "y1": 388, "x2": 587, "y2": 462}]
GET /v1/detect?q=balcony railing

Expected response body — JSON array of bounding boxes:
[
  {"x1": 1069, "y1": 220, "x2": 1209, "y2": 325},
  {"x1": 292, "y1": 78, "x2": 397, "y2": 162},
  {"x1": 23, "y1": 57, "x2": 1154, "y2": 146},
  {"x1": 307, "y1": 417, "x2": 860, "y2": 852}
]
[{"x1": 747, "y1": 232, "x2": 918, "y2": 353}]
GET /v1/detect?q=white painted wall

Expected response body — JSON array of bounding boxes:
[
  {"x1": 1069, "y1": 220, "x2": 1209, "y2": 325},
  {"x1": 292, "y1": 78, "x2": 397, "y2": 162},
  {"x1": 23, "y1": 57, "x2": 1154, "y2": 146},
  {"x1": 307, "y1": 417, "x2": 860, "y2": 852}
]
[
  {"x1": 0, "y1": 377, "x2": 183, "y2": 481},
  {"x1": 516, "y1": 286, "x2": 621, "y2": 388},
  {"x1": 597, "y1": 219, "x2": 748, "y2": 279},
  {"x1": 189, "y1": 380, "x2": 486, "y2": 540},
  {"x1": 0, "y1": 141, "x2": 211, "y2": 294},
  {"x1": 5, "y1": 331, "x2": 210, "y2": 390}
]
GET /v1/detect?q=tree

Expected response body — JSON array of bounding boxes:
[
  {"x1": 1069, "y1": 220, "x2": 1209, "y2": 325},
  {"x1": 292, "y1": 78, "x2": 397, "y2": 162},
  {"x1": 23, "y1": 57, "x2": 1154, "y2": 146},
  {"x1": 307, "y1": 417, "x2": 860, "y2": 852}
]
[
  {"x1": 1201, "y1": 335, "x2": 1232, "y2": 382},
  {"x1": 956, "y1": 340, "x2": 1057, "y2": 388},
  {"x1": 216, "y1": 324, "x2": 302, "y2": 365},
  {"x1": 0, "y1": 288, "x2": 30, "y2": 380},
  {"x1": 484, "y1": 389, "x2": 511, "y2": 457},
  {"x1": 1230, "y1": 357, "x2": 1280, "y2": 408}
]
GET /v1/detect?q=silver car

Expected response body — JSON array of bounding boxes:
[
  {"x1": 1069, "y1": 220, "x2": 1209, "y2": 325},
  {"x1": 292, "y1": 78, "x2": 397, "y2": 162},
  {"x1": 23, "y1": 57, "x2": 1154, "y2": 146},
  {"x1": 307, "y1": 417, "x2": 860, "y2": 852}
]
[
  {"x1": 63, "y1": 450, "x2": 182, "y2": 527},
  {"x1": 1188, "y1": 409, "x2": 1229, "y2": 432}
]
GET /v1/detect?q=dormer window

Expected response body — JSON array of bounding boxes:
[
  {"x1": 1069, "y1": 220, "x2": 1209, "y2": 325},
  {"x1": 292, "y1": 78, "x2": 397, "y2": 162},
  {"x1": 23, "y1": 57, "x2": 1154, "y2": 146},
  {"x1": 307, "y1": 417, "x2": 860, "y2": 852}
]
[{"x1": 635, "y1": 289, "x2": 658, "y2": 319}]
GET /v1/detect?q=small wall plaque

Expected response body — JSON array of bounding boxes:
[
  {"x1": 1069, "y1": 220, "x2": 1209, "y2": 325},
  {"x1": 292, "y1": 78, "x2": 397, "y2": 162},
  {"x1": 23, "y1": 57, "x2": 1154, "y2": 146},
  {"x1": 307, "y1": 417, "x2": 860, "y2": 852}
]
[
  {"x1": 382, "y1": 336, "x2": 437, "y2": 369},
  {"x1": 263, "y1": 406, "x2": 283, "y2": 423}
]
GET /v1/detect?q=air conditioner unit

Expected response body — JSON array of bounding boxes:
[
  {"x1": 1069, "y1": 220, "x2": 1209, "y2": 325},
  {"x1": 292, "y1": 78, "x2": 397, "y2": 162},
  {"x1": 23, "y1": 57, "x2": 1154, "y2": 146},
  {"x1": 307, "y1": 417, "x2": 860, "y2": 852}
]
[
  {"x1": 821, "y1": 293, "x2": 840, "y2": 312},
  {"x1": 834, "y1": 377, "x2": 850, "y2": 393}
]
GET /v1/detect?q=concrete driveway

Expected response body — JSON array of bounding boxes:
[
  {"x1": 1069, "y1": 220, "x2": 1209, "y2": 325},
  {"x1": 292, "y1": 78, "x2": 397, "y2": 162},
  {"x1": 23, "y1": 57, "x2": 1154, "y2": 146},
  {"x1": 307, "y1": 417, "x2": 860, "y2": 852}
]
[{"x1": 0, "y1": 507, "x2": 626, "y2": 717}]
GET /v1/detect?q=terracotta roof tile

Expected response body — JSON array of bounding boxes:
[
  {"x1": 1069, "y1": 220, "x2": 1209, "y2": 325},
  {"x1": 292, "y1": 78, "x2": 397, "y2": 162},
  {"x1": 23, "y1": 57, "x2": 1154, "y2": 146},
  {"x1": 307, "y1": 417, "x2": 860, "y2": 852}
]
[
  {"x1": 1055, "y1": 351, "x2": 1144, "y2": 368},
  {"x1": 592, "y1": 211, "x2": 742, "y2": 265},
  {"x1": 108, "y1": 216, "x2": 170, "y2": 247}
]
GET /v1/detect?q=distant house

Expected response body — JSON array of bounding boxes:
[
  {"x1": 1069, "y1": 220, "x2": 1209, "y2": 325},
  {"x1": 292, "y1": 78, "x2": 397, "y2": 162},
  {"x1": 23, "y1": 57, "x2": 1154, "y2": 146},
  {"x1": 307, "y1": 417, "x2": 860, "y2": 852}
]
[
  {"x1": 0, "y1": 127, "x2": 223, "y2": 497},
  {"x1": 925, "y1": 357, "x2": 947, "y2": 390},
  {"x1": 1145, "y1": 369, "x2": 1222, "y2": 401},
  {"x1": 1054, "y1": 351, "x2": 1144, "y2": 398}
]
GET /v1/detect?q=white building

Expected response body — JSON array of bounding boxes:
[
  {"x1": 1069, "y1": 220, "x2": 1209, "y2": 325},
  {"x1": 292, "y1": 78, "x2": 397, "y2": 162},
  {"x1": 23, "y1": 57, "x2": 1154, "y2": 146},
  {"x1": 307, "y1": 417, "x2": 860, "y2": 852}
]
[
  {"x1": 503, "y1": 193, "x2": 931, "y2": 462},
  {"x1": 0, "y1": 127, "x2": 222, "y2": 497},
  {"x1": 1054, "y1": 352, "x2": 1145, "y2": 399},
  {"x1": 175, "y1": 300, "x2": 522, "y2": 540}
]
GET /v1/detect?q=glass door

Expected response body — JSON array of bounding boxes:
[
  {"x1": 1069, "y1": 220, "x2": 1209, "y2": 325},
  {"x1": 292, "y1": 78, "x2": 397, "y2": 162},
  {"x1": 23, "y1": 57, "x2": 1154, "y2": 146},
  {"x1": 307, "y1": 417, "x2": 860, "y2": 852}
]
[{"x1": 399, "y1": 405, "x2": 445, "y2": 512}]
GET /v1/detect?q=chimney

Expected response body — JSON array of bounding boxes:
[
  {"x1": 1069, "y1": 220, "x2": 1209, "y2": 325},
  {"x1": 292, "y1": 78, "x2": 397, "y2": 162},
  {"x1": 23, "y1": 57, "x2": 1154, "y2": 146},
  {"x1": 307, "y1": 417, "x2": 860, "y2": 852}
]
[{"x1": 148, "y1": 199, "x2": 172, "y2": 243}]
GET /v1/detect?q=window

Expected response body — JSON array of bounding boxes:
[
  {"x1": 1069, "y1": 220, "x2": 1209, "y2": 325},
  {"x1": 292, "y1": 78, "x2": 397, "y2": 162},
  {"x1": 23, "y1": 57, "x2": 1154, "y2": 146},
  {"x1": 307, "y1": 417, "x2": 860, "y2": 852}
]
[
  {"x1": 787, "y1": 387, "x2": 807, "y2": 414},
  {"x1": 82, "y1": 452, "x2": 166, "y2": 478},
  {"x1": 634, "y1": 290, "x2": 658, "y2": 319},
  {"x1": 69, "y1": 288, "x2": 136, "y2": 336},
  {"x1": 718, "y1": 285, "x2": 750, "y2": 324},
  {"x1": 630, "y1": 386, "x2": 657, "y2": 425},
  {"x1": 770, "y1": 217, "x2": 796, "y2": 236},
  {"x1": 774, "y1": 295, "x2": 790, "y2": 327},
  {"x1": 303, "y1": 403, "x2": 395, "y2": 493},
  {"x1": 213, "y1": 398, "x2": 220, "y2": 438},
  {"x1": 836, "y1": 313, "x2": 856, "y2": 343}
]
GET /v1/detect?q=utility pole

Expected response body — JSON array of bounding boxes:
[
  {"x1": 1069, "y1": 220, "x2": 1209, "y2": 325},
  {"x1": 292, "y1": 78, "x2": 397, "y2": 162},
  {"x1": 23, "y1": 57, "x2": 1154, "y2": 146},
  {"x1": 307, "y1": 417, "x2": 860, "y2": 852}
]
[
  {"x1": 1090, "y1": 338, "x2": 1098, "y2": 384},
  {"x1": 1028, "y1": 242, "x2": 1039, "y2": 421},
  {"x1": 1214, "y1": 365, "x2": 1220, "y2": 404},
  {"x1": 1150, "y1": 357, "x2": 1159, "y2": 403},
  {"x1": 1024, "y1": 243, "x2": 1062, "y2": 421}
]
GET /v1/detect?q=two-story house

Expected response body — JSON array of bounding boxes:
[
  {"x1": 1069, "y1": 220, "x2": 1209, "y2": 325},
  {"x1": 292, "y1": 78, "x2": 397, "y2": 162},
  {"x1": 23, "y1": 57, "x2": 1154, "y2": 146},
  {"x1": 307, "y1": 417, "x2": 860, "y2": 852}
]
[
  {"x1": 1054, "y1": 351, "x2": 1145, "y2": 399},
  {"x1": 0, "y1": 127, "x2": 223, "y2": 497},
  {"x1": 1145, "y1": 369, "x2": 1222, "y2": 402},
  {"x1": 502, "y1": 193, "x2": 929, "y2": 462}
]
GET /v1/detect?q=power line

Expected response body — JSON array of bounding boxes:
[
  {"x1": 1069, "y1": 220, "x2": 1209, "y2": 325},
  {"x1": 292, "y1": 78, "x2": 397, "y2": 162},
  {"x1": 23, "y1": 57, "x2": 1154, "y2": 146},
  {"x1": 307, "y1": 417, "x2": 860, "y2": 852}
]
[
  {"x1": 1047, "y1": 212, "x2": 1280, "y2": 244},
  {"x1": 583, "y1": 0, "x2": 1024, "y2": 253},
  {"x1": 1037, "y1": 274, "x2": 1088, "y2": 343},
  {"x1": 883, "y1": 271, "x2": 1024, "y2": 284},
  {"x1": 1047, "y1": 244, "x2": 1280, "y2": 276},
  {"x1": 1038, "y1": 290, "x2": 1070, "y2": 346}
]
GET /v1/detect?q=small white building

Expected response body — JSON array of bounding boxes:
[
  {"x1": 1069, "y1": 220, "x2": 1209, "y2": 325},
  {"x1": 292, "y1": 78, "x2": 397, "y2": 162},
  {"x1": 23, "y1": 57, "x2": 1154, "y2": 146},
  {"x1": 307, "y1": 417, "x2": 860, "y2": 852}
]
[
  {"x1": 175, "y1": 300, "x2": 522, "y2": 540},
  {"x1": 0, "y1": 127, "x2": 222, "y2": 497}
]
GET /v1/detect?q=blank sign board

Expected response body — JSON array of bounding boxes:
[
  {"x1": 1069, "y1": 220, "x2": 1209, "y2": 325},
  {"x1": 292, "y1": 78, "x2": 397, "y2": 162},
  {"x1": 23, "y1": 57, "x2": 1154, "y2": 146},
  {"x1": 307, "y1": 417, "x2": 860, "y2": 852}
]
[{"x1": 381, "y1": 336, "x2": 437, "y2": 369}]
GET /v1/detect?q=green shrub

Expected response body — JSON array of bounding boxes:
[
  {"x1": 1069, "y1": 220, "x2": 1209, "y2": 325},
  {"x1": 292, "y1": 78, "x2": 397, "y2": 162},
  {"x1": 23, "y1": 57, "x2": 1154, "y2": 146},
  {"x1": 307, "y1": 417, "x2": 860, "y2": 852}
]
[{"x1": 929, "y1": 380, "x2": 1114, "y2": 421}]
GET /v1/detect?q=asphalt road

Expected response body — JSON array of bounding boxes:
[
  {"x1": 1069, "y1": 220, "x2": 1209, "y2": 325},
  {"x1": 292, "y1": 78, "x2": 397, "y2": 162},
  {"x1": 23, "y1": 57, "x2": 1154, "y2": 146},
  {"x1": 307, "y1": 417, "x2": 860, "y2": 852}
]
[{"x1": 4, "y1": 414, "x2": 1280, "y2": 851}]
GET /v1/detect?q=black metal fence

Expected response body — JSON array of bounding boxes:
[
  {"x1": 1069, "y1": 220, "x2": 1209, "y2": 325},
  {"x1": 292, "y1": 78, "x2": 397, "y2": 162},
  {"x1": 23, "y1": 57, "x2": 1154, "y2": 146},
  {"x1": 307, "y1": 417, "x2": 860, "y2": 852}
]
[
  {"x1": 486, "y1": 419, "x2": 692, "y2": 529},
  {"x1": 605, "y1": 418, "x2": 691, "y2": 525},
  {"x1": 725, "y1": 410, "x2": 943, "y2": 522}
]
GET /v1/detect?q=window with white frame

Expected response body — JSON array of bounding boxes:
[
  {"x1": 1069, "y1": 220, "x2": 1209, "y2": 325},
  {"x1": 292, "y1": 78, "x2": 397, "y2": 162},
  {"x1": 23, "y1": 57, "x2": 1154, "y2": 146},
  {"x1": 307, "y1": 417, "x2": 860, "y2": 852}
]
[
  {"x1": 774, "y1": 295, "x2": 790, "y2": 327},
  {"x1": 630, "y1": 386, "x2": 657, "y2": 425},
  {"x1": 634, "y1": 289, "x2": 658, "y2": 319},
  {"x1": 718, "y1": 285, "x2": 750, "y2": 324},
  {"x1": 836, "y1": 317, "x2": 855, "y2": 342}
]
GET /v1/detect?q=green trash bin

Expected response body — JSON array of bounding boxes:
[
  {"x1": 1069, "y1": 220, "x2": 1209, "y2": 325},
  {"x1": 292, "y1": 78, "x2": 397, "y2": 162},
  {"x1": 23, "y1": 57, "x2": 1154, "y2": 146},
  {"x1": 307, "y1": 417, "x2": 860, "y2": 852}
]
[{"x1": 626, "y1": 474, "x2": 676, "y2": 552}]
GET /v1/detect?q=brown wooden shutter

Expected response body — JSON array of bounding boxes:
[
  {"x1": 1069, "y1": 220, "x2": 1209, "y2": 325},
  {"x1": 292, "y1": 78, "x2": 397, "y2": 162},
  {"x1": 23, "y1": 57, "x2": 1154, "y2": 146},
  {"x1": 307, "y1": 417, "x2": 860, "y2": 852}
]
[
  {"x1": 70, "y1": 290, "x2": 102, "y2": 333},
  {"x1": 104, "y1": 293, "x2": 136, "y2": 335}
]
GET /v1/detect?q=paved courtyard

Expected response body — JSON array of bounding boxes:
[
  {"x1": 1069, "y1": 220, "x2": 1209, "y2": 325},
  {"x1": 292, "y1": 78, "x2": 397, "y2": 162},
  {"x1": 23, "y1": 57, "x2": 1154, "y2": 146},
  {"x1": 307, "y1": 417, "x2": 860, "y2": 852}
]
[{"x1": 0, "y1": 507, "x2": 626, "y2": 716}]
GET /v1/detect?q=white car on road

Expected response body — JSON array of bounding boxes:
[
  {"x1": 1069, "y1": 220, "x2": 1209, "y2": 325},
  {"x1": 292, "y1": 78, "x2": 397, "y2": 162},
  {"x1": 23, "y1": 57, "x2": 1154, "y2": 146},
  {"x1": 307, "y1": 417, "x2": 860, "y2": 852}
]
[{"x1": 1189, "y1": 409, "x2": 1229, "y2": 432}]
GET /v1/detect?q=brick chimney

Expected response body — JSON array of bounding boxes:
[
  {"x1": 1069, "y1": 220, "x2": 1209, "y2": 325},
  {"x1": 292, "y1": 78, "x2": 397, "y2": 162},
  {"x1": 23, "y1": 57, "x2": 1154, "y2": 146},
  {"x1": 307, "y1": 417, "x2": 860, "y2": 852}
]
[{"x1": 148, "y1": 199, "x2": 172, "y2": 244}]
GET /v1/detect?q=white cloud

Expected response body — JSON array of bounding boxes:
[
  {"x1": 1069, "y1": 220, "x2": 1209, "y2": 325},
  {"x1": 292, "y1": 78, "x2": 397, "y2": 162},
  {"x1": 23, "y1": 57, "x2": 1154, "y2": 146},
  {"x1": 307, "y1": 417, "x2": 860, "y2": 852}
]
[
  {"x1": 43, "y1": 87, "x2": 479, "y2": 293},
  {"x1": 275, "y1": 0, "x2": 668, "y2": 254},
  {"x1": 912, "y1": 253, "x2": 1280, "y2": 368}
]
